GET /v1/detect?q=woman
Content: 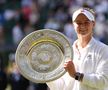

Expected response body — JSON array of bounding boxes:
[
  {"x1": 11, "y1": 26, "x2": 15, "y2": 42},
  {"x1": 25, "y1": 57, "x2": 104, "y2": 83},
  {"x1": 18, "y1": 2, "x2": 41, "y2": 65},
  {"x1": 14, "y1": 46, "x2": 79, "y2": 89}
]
[{"x1": 47, "y1": 7, "x2": 108, "y2": 90}]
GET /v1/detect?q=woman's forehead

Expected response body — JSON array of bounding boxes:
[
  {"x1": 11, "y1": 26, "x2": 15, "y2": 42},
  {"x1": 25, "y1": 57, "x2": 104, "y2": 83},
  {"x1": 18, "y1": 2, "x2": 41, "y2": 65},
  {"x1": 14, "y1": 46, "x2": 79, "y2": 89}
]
[{"x1": 74, "y1": 14, "x2": 89, "y2": 21}]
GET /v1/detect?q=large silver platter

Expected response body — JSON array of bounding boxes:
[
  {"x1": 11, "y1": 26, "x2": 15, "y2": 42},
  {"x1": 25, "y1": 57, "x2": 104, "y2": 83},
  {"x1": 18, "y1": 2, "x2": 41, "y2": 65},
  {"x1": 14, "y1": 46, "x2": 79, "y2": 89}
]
[{"x1": 15, "y1": 29, "x2": 73, "y2": 83}]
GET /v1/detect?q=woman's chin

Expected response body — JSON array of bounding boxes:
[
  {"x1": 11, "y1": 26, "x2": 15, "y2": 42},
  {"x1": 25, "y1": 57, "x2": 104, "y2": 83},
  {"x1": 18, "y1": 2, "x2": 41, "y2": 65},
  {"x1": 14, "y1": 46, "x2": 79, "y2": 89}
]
[{"x1": 80, "y1": 33, "x2": 91, "y2": 37}]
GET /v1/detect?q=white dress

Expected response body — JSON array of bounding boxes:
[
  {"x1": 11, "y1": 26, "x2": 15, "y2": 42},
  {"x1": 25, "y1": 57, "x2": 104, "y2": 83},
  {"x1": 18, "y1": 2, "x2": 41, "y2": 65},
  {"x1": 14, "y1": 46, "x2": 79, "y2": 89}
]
[{"x1": 47, "y1": 37, "x2": 108, "y2": 90}]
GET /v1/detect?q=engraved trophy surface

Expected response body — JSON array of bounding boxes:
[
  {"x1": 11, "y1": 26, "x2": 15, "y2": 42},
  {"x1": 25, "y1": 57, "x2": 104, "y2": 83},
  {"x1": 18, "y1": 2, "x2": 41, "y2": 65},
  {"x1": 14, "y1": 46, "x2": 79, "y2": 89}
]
[{"x1": 15, "y1": 29, "x2": 73, "y2": 83}]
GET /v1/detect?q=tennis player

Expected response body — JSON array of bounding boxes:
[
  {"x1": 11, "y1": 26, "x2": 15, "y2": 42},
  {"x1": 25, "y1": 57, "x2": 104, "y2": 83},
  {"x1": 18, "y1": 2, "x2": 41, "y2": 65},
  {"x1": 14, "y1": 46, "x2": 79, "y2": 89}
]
[{"x1": 47, "y1": 7, "x2": 108, "y2": 90}]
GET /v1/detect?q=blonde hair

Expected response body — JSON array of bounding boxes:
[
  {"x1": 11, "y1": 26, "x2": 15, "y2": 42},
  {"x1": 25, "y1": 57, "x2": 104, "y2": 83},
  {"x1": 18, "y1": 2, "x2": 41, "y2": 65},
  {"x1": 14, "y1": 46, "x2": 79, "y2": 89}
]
[{"x1": 84, "y1": 8, "x2": 95, "y2": 15}]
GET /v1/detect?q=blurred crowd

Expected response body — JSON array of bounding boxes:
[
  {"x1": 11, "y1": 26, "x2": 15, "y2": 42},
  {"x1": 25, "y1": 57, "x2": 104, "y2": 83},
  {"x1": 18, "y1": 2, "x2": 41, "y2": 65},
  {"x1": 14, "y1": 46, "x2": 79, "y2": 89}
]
[{"x1": 0, "y1": 0, "x2": 108, "y2": 90}]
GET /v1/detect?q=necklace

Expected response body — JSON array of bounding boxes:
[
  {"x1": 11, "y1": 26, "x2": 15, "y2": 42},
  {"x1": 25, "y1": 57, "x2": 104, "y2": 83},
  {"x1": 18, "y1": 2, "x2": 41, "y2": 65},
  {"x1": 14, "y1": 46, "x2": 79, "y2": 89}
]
[{"x1": 76, "y1": 42, "x2": 90, "y2": 61}]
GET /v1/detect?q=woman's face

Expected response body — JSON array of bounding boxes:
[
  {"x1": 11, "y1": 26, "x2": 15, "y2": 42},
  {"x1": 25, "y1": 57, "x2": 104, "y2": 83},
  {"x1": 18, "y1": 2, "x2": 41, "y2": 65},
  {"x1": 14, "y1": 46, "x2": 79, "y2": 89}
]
[{"x1": 73, "y1": 14, "x2": 95, "y2": 38}]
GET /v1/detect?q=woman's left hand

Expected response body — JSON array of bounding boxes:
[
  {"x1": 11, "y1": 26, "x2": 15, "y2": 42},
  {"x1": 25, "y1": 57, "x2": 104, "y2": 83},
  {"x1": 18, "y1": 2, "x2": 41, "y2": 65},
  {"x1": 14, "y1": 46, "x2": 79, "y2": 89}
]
[{"x1": 64, "y1": 58, "x2": 76, "y2": 78}]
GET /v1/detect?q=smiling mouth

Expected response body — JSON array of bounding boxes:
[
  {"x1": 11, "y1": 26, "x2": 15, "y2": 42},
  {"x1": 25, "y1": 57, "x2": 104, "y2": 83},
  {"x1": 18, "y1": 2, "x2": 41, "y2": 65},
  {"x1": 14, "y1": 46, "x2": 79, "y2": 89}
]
[{"x1": 80, "y1": 30, "x2": 87, "y2": 33}]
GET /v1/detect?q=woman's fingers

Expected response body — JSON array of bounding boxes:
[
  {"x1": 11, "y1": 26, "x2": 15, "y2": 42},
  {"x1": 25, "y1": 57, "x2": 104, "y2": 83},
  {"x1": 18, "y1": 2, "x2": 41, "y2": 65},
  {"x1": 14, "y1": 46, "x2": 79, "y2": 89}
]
[{"x1": 64, "y1": 59, "x2": 76, "y2": 77}]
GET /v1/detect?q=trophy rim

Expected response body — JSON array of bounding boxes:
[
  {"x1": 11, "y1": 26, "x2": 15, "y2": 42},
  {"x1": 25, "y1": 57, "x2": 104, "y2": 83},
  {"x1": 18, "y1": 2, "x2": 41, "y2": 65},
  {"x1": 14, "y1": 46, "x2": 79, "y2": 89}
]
[{"x1": 15, "y1": 29, "x2": 73, "y2": 83}]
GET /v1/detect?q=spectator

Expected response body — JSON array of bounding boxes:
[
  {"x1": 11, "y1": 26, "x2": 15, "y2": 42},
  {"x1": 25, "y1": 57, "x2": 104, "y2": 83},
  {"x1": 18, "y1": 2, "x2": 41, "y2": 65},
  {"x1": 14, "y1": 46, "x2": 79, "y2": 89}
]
[
  {"x1": 8, "y1": 62, "x2": 30, "y2": 90},
  {"x1": 0, "y1": 54, "x2": 8, "y2": 90}
]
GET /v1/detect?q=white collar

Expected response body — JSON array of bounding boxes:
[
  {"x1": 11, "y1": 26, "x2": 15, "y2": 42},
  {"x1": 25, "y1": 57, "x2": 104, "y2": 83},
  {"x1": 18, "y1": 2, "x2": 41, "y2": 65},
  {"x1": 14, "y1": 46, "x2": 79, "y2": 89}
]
[{"x1": 73, "y1": 37, "x2": 95, "y2": 52}]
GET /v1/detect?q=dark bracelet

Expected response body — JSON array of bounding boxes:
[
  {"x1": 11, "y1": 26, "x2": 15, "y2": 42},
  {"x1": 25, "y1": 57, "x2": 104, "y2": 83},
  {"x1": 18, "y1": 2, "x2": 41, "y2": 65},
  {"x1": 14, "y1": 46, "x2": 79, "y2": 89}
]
[{"x1": 74, "y1": 72, "x2": 84, "y2": 81}]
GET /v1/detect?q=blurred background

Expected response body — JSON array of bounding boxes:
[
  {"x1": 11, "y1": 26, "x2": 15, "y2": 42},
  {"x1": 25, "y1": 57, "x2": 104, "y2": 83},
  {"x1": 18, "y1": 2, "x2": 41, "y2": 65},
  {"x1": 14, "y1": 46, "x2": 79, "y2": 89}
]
[{"x1": 0, "y1": 0, "x2": 108, "y2": 90}]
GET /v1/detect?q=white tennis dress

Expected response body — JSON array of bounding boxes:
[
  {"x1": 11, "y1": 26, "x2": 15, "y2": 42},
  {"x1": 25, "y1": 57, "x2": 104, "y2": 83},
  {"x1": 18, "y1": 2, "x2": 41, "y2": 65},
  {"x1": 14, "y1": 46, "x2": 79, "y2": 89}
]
[{"x1": 47, "y1": 37, "x2": 108, "y2": 90}]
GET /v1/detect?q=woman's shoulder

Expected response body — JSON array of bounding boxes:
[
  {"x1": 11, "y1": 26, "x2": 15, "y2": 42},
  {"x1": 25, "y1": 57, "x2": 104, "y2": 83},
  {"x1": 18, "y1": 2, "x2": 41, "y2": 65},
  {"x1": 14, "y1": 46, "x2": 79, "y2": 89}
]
[
  {"x1": 94, "y1": 38, "x2": 108, "y2": 49},
  {"x1": 94, "y1": 38, "x2": 108, "y2": 55}
]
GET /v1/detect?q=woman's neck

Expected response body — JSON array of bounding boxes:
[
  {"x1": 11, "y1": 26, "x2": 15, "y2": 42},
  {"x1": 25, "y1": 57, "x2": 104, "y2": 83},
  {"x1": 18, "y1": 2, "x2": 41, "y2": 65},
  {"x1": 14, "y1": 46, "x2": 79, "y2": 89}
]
[{"x1": 77, "y1": 35, "x2": 92, "y2": 48}]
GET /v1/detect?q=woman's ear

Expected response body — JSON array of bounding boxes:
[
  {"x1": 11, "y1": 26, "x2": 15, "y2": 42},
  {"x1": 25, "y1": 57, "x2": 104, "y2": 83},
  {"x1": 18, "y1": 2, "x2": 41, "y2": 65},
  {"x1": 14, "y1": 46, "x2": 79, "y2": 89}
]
[
  {"x1": 72, "y1": 22, "x2": 75, "y2": 26},
  {"x1": 92, "y1": 21, "x2": 95, "y2": 26},
  {"x1": 92, "y1": 21, "x2": 95, "y2": 31}
]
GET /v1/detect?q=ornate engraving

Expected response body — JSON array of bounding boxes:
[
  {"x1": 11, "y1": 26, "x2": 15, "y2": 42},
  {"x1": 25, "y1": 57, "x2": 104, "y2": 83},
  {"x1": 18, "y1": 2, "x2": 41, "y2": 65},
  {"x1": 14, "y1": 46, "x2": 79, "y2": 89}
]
[{"x1": 15, "y1": 29, "x2": 73, "y2": 83}]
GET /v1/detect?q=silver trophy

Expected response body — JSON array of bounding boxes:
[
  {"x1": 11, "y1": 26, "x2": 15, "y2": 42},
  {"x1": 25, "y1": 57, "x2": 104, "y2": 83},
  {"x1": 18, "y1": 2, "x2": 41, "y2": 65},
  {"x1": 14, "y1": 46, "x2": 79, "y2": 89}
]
[{"x1": 15, "y1": 29, "x2": 73, "y2": 83}]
